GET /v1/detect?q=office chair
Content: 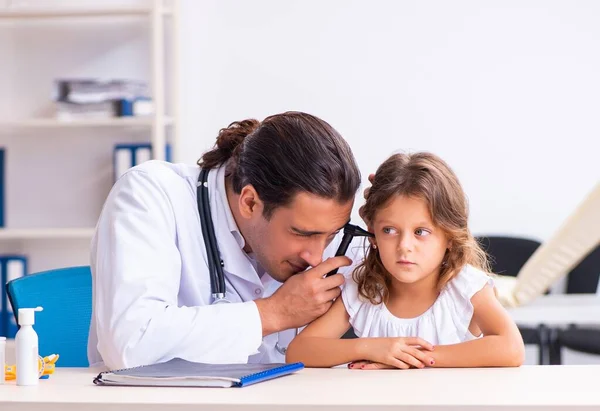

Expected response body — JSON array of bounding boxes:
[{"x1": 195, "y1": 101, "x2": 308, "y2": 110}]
[
  {"x1": 549, "y1": 246, "x2": 600, "y2": 364},
  {"x1": 477, "y1": 235, "x2": 550, "y2": 364},
  {"x1": 477, "y1": 236, "x2": 542, "y2": 279},
  {"x1": 6, "y1": 266, "x2": 92, "y2": 367}
]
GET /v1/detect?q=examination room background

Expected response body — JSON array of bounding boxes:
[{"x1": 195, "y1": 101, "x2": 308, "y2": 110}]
[{"x1": 1, "y1": 0, "x2": 599, "y2": 365}]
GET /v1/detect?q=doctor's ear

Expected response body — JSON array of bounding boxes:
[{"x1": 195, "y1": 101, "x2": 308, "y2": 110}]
[{"x1": 239, "y1": 184, "x2": 264, "y2": 219}]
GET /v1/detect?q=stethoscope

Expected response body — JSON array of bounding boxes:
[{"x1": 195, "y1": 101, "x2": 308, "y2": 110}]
[
  {"x1": 196, "y1": 168, "x2": 373, "y2": 355},
  {"x1": 197, "y1": 168, "x2": 227, "y2": 302},
  {"x1": 197, "y1": 168, "x2": 294, "y2": 355}
]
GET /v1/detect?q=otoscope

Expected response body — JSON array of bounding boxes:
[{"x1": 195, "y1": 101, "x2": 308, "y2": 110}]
[{"x1": 325, "y1": 223, "x2": 374, "y2": 277}]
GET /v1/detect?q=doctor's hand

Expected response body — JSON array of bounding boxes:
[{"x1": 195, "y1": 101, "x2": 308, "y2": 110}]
[{"x1": 255, "y1": 256, "x2": 351, "y2": 337}]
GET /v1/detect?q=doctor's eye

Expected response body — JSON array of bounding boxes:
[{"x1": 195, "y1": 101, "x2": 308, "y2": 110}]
[
  {"x1": 292, "y1": 232, "x2": 315, "y2": 239},
  {"x1": 325, "y1": 232, "x2": 338, "y2": 245}
]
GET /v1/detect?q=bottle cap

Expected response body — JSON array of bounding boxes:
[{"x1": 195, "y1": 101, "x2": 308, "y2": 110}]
[{"x1": 18, "y1": 306, "x2": 43, "y2": 326}]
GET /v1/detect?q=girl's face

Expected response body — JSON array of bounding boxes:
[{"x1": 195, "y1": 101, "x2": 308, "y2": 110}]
[{"x1": 371, "y1": 195, "x2": 449, "y2": 288}]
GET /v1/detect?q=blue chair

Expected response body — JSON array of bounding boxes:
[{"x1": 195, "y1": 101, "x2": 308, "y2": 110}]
[{"x1": 6, "y1": 266, "x2": 92, "y2": 367}]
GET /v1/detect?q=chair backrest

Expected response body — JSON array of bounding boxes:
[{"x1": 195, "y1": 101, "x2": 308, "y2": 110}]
[
  {"x1": 6, "y1": 266, "x2": 92, "y2": 367},
  {"x1": 566, "y1": 245, "x2": 600, "y2": 294},
  {"x1": 476, "y1": 236, "x2": 542, "y2": 277}
]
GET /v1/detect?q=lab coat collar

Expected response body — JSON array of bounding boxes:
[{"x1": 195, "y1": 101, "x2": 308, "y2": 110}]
[
  {"x1": 215, "y1": 165, "x2": 245, "y2": 249},
  {"x1": 207, "y1": 165, "x2": 261, "y2": 287}
]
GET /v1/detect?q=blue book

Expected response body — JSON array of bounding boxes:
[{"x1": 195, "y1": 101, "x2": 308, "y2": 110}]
[
  {"x1": 0, "y1": 148, "x2": 4, "y2": 228},
  {"x1": 116, "y1": 97, "x2": 152, "y2": 117},
  {"x1": 93, "y1": 358, "x2": 304, "y2": 387},
  {"x1": 0, "y1": 260, "x2": 3, "y2": 337},
  {"x1": 113, "y1": 143, "x2": 172, "y2": 182},
  {"x1": 0, "y1": 255, "x2": 27, "y2": 338}
]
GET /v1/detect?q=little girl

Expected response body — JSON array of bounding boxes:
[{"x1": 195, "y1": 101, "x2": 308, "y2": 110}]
[{"x1": 286, "y1": 152, "x2": 525, "y2": 369}]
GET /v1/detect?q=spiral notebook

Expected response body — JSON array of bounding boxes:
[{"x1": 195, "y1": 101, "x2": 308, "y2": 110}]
[{"x1": 93, "y1": 358, "x2": 304, "y2": 388}]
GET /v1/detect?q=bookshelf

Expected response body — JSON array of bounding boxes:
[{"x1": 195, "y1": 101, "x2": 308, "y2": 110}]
[
  {"x1": 0, "y1": 116, "x2": 174, "y2": 129},
  {"x1": 0, "y1": 228, "x2": 95, "y2": 240},
  {"x1": 0, "y1": 6, "x2": 174, "y2": 18},
  {"x1": 0, "y1": 0, "x2": 179, "y2": 270}
]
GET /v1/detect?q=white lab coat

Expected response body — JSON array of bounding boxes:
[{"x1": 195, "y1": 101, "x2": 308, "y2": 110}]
[{"x1": 88, "y1": 161, "x2": 365, "y2": 370}]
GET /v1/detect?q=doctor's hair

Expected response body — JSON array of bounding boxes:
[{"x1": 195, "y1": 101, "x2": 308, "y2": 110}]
[
  {"x1": 199, "y1": 111, "x2": 361, "y2": 218},
  {"x1": 353, "y1": 152, "x2": 490, "y2": 305}
]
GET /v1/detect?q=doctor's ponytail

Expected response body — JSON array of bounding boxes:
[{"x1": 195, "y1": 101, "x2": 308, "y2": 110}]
[
  {"x1": 199, "y1": 119, "x2": 259, "y2": 169},
  {"x1": 198, "y1": 111, "x2": 361, "y2": 219}
]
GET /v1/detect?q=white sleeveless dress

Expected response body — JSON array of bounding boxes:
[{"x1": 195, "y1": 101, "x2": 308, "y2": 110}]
[{"x1": 341, "y1": 265, "x2": 494, "y2": 345}]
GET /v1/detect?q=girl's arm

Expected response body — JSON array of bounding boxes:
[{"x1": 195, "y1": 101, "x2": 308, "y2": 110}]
[
  {"x1": 285, "y1": 297, "x2": 434, "y2": 368},
  {"x1": 428, "y1": 284, "x2": 525, "y2": 368},
  {"x1": 285, "y1": 297, "x2": 362, "y2": 367}
]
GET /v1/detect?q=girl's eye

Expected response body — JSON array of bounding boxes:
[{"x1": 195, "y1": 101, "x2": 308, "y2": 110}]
[
  {"x1": 383, "y1": 227, "x2": 397, "y2": 235},
  {"x1": 415, "y1": 228, "x2": 431, "y2": 237}
]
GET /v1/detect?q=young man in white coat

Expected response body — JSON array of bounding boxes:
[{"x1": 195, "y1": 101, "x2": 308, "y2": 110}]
[{"x1": 88, "y1": 111, "x2": 364, "y2": 369}]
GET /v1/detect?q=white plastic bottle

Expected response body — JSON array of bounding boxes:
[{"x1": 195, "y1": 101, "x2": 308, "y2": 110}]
[
  {"x1": 0, "y1": 336, "x2": 6, "y2": 384},
  {"x1": 15, "y1": 306, "x2": 43, "y2": 386}
]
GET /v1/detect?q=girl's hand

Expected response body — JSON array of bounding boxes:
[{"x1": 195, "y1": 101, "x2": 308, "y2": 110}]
[
  {"x1": 349, "y1": 361, "x2": 395, "y2": 370},
  {"x1": 359, "y1": 337, "x2": 435, "y2": 369}
]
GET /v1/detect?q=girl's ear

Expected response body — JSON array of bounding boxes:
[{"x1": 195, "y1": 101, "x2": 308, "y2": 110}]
[{"x1": 368, "y1": 226, "x2": 377, "y2": 248}]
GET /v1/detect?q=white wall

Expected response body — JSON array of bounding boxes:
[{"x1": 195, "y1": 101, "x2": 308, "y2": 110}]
[{"x1": 178, "y1": 0, "x2": 600, "y2": 243}]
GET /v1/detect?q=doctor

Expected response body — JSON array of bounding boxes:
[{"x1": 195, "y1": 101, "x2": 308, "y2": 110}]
[{"x1": 88, "y1": 111, "x2": 364, "y2": 369}]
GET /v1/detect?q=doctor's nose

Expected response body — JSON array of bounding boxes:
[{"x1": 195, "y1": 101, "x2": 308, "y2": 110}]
[{"x1": 299, "y1": 247, "x2": 324, "y2": 268}]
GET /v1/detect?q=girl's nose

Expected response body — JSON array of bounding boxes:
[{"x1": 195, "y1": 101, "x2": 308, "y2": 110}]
[{"x1": 397, "y1": 232, "x2": 414, "y2": 252}]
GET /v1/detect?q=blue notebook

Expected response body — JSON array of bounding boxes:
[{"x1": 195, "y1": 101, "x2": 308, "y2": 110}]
[{"x1": 93, "y1": 358, "x2": 304, "y2": 388}]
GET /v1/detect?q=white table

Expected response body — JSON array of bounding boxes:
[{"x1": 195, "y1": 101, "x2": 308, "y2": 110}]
[
  {"x1": 508, "y1": 294, "x2": 600, "y2": 327},
  {"x1": 2, "y1": 365, "x2": 600, "y2": 410}
]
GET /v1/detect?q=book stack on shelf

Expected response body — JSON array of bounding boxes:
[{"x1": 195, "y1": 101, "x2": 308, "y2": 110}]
[{"x1": 53, "y1": 78, "x2": 153, "y2": 121}]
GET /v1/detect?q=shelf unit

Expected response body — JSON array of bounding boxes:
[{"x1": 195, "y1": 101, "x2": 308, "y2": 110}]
[
  {"x1": 0, "y1": 116, "x2": 174, "y2": 129},
  {"x1": 0, "y1": 0, "x2": 179, "y2": 165},
  {"x1": 0, "y1": 1, "x2": 179, "y2": 249},
  {"x1": 0, "y1": 228, "x2": 95, "y2": 240},
  {"x1": 0, "y1": 6, "x2": 174, "y2": 18}
]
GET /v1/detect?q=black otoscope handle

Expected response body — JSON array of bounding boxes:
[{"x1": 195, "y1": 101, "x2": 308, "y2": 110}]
[
  {"x1": 325, "y1": 223, "x2": 374, "y2": 277},
  {"x1": 325, "y1": 232, "x2": 354, "y2": 277}
]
